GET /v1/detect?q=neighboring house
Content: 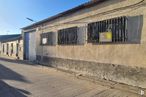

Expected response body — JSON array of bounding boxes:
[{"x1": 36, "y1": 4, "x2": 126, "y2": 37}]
[
  {"x1": 0, "y1": 35, "x2": 19, "y2": 54},
  {"x1": 22, "y1": 0, "x2": 146, "y2": 88},
  {"x1": 0, "y1": 34, "x2": 23, "y2": 60}
]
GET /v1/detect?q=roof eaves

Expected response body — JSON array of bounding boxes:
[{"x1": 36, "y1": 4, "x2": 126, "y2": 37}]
[{"x1": 0, "y1": 35, "x2": 21, "y2": 43}]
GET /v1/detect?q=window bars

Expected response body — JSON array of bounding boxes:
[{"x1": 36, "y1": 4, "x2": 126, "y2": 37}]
[
  {"x1": 40, "y1": 32, "x2": 54, "y2": 45},
  {"x1": 58, "y1": 27, "x2": 78, "y2": 45},
  {"x1": 88, "y1": 16, "x2": 128, "y2": 43}
]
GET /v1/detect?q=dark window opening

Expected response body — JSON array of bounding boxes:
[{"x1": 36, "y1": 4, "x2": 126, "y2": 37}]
[
  {"x1": 11, "y1": 43, "x2": 13, "y2": 55},
  {"x1": 3, "y1": 44, "x2": 5, "y2": 53},
  {"x1": 16, "y1": 43, "x2": 19, "y2": 56},
  {"x1": 58, "y1": 27, "x2": 78, "y2": 45},
  {"x1": 88, "y1": 16, "x2": 128, "y2": 43},
  {"x1": 40, "y1": 32, "x2": 54, "y2": 45},
  {"x1": 6, "y1": 44, "x2": 9, "y2": 55}
]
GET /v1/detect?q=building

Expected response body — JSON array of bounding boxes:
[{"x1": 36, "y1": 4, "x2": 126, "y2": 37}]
[
  {"x1": 22, "y1": 0, "x2": 146, "y2": 88},
  {"x1": 0, "y1": 34, "x2": 23, "y2": 60},
  {"x1": 0, "y1": 35, "x2": 19, "y2": 54}
]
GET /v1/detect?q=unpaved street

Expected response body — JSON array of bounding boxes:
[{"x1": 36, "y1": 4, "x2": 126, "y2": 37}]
[{"x1": 0, "y1": 58, "x2": 141, "y2": 97}]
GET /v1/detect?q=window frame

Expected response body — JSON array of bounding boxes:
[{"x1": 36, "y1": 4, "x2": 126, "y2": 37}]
[
  {"x1": 58, "y1": 26, "x2": 78, "y2": 45},
  {"x1": 40, "y1": 32, "x2": 54, "y2": 46},
  {"x1": 88, "y1": 16, "x2": 128, "y2": 44},
  {"x1": 11, "y1": 43, "x2": 13, "y2": 55},
  {"x1": 3, "y1": 44, "x2": 5, "y2": 53}
]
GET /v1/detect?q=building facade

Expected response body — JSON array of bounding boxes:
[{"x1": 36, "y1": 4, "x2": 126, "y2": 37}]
[
  {"x1": 22, "y1": 0, "x2": 146, "y2": 88},
  {"x1": 0, "y1": 35, "x2": 23, "y2": 60}
]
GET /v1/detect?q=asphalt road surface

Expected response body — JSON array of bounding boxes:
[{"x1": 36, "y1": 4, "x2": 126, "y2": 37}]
[{"x1": 0, "y1": 58, "x2": 141, "y2": 97}]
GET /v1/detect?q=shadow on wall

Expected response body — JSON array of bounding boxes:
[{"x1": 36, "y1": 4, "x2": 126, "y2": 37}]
[{"x1": 0, "y1": 63, "x2": 31, "y2": 97}]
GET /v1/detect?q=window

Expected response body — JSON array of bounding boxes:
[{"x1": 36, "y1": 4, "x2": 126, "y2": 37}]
[
  {"x1": 11, "y1": 43, "x2": 13, "y2": 55},
  {"x1": 88, "y1": 16, "x2": 128, "y2": 43},
  {"x1": 58, "y1": 27, "x2": 78, "y2": 45},
  {"x1": 16, "y1": 43, "x2": 19, "y2": 56},
  {"x1": 3, "y1": 44, "x2": 5, "y2": 53},
  {"x1": 19, "y1": 47, "x2": 22, "y2": 51},
  {"x1": 6, "y1": 44, "x2": 9, "y2": 55},
  {"x1": 40, "y1": 32, "x2": 54, "y2": 45}
]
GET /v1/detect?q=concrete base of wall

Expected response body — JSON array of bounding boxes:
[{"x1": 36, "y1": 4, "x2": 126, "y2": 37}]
[{"x1": 37, "y1": 55, "x2": 146, "y2": 89}]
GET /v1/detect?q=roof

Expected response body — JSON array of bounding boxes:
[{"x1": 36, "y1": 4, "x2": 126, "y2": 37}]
[
  {"x1": 0, "y1": 34, "x2": 22, "y2": 43},
  {"x1": 22, "y1": 0, "x2": 107, "y2": 30}
]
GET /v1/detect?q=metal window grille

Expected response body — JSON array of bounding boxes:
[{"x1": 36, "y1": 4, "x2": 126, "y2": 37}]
[
  {"x1": 88, "y1": 16, "x2": 128, "y2": 43},
  {"x1": 40, "y1": 32, "x2": 54, "y2": 45},
  {"x1": 58, "y1": 27, "x2": 78, "y2": 45}
]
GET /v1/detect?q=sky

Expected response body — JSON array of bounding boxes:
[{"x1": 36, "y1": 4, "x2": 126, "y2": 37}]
[{"x1": 0, "y1": 0, "x2": 89, "y2": 35}]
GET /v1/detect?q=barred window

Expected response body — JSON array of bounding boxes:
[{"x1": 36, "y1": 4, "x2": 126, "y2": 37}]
[
  {"x1": 40, "y1": 32, "x2": 54, "y2": 45},
  {"x1": 58, "y1": 27, "x2": 78, "y2": 45},
  {"x1": 88, "y1": 16, "x2": 128, "y2": 43}
]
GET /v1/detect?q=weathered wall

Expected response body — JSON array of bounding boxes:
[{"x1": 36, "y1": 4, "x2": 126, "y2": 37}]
[
  {"x1": 36, "y1": 0, "x2": 146, "y2": 68},
  {"x1": 18, "y1": 40, "x2": 24, "y2": 60},
  {"x1": 24, "y1": 0, "x2": 146, "y2": 88},
  {"x1": 38, "y1": 56, "x2": 146, "y2": 89}
]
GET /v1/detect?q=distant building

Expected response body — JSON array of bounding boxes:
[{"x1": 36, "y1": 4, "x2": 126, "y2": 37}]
[
  {"x1": 22, "y1": 0, "x2": 146, "y2": 88},
  {"x1": 0, "y1": 34, "x2": 23, "y2": 60}
]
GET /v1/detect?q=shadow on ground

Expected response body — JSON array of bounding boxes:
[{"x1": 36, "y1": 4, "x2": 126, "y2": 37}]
[
  {"x1": 0, "y1": 64, "x2": 30, "y2": 83},
  {"x1": 0, "y1": 62, "x2": 31, "y2": 97},
  {"x1": 0, "y1": 80, "x2": 31, "y2": 97}
]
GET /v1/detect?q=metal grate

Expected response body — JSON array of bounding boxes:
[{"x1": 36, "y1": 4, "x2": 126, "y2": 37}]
[
  {"x1": 88, "y1": 16, "x2": 128, "y2": 43},
  {"x1": 40, "y1": 32, "x2": 54, "y2": 45},
  {"x1": 58, "y1": 27, "x2": 78, "y2": 45}
]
